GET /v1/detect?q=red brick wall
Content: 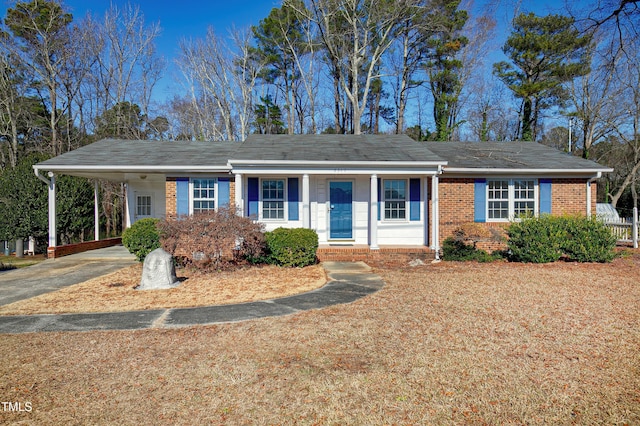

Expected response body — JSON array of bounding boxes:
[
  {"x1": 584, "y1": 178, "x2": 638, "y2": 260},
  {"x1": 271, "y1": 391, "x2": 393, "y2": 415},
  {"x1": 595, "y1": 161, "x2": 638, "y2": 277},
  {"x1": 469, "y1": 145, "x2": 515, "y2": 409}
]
[
  {"x1": 165, "y1": 178, "x2": 178, "y2": 219},
  {"x1": 438, "y1": 178, "x2": 476, "y2": 245},
  {"x1": 437, "y1": 177, "x2": 594, "y2": 249},
  {"x1": 551, "y1": 178, "x2": 590, "y2": 216},
  {"x1": 47, "y1": 237, "x2": 123, "y2": 259},
  {"x1": 316, "y1": 246, "x2": 435, "y2": 267}
]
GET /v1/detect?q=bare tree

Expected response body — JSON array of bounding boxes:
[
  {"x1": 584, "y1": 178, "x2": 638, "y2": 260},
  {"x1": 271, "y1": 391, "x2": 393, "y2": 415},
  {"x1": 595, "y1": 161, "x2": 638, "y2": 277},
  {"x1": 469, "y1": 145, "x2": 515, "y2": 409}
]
[
  {"x1": 4, "y1": 0, "x2": 75, "y2": 156},
  {"x1": 566, "y1": 37, "x2": 626, "y2": 159},
  {"x1": 606, "y1": 45, "x2": 640, "y2": 208},
  {"x1": 82, "y1": 3, "x2": 164, "y2": 137},
  {"x1": 288, "y1": 0, "x2": 414, "y2": 135},
  {"x1": 0, "y1": 51, "x2": 23, "y2": 168},
  {"x1": 451, "y1": 9, "x2": 496, "y2": 140},
  {"x1": 176, "y1": 27, "x2": 262, "y2": 141}
]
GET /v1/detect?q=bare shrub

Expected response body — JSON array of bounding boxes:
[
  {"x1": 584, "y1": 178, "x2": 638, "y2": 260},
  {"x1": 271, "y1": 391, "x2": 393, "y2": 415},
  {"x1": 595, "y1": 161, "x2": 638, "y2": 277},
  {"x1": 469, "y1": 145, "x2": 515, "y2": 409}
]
[{"x1": 158, "y1": 206, "x2": 266, "y2": 271}]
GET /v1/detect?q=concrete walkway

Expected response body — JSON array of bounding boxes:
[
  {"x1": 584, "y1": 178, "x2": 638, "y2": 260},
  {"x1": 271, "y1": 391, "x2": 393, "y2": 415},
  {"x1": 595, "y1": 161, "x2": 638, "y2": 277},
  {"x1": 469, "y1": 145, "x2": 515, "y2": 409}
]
[{"x1": 0, "y1": 247, "x2": 384, "y2": 334}]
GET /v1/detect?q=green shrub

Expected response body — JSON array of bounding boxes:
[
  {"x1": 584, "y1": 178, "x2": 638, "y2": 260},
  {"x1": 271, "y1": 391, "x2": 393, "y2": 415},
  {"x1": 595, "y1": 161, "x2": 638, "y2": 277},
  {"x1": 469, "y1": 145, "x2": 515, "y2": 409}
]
[
  {"x1": 561, "y1": 216, "x2": 617, "y2": 262},
  {"x1": 264, "y1": 228, "x2": 318, "y2": 267},
  {"x1": 442, "y1": 237, "x2": 499, "y2": 262},
  {"x1": 122, "y1": 218, "x2": 161, "y2": 262},
  {"x1": 507, "y1": 215, "x2": 617, "y2": 263},
  {"x1": 507, "y1": 216, "x2": 565, "y2": 263}
]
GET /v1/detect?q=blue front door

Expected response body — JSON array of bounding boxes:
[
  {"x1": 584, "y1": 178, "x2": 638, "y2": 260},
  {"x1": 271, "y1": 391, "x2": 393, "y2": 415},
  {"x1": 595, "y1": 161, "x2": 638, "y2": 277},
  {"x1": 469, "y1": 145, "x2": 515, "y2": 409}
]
[{"x1": 329, "y1": 181, "x2": 353, "y2": 239}]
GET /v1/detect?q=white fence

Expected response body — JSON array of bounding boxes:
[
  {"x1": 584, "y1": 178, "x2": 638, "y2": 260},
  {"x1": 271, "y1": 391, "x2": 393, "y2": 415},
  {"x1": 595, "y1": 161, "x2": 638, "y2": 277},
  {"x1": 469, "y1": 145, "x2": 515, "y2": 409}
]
[{"x1": 602, "y1": 207, "x2": 638, "y2": 249}]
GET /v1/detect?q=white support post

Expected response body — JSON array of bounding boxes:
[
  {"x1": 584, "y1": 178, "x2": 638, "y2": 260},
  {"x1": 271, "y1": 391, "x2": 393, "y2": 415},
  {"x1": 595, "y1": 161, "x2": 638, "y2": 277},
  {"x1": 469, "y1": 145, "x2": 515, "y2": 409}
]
[
  {"x1": 423, "y1": 176, "x2": 430, "y2": 246},
  {"x1": 370, "y1": 174, "x2": 379, "y2": 250},
  {"x1": 302, "y1": 174, "x2": 310, "y2": 228},
  {"x1": 124, "y1": 183, "x2": 133, "y2": 228},
  {"x1": 48, "y1": 172, "x2": 56, "y2": 249},
  {"x1": 633, "y1": 207, "x2": 638, "y2": 249},
  {"x1": 431, "y1": 174, "x2": 440, "y2": 260},
  {"x1": 94, "y1": 181, "x2": 100, "y2": 241},
  {"x1": 235, "y1": 173, "x2": 243, "y2": 216}
]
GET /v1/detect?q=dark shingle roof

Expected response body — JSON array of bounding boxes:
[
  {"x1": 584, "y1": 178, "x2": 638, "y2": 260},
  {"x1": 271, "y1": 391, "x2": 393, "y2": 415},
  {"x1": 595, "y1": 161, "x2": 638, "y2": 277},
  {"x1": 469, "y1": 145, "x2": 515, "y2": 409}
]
[
  {"x1": 36, "y1": 138, "x2": 237, "y2": 169},
  {"x1": 232, "y1": 134, "x2": 445, "y2": 163},
  {"x1": 425, "y1": 142, "x2": 610, "y2": 171},
  {"x1": 35, "y1": 137, "x2": 611, "y2": 177}
]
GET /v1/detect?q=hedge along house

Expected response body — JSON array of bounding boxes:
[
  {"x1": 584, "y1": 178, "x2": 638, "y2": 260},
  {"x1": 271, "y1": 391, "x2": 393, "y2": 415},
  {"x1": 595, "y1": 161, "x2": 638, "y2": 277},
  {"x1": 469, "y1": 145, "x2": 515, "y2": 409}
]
[{"x1": 34, "y1": 134, "x2": 612, "y2": 259}]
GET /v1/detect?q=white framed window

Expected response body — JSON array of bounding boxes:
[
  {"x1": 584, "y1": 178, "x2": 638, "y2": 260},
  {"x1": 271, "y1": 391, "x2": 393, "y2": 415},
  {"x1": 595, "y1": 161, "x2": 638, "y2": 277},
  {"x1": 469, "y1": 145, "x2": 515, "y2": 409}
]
[
  {"x1": 261, "y1": 179, "x2": 285, "y2": 220},
  {"x1": 487, "y1": 179, "x2": 537, "y2": 221},
  {"x1": 191, "y1": 178, "x2": 217, "y2": 214},
  {"x1": 136, "y1": 194, "x2": 153, "y2": 218},
  {"x1": 383, "y1": 179, "x2": 407, "y2": 220},
  {"x1": 513, "y1": 179, "x2": 536, "y2": 217},
  {"x1": 488, "y1": 180, "x2": 509, "y2": 220}
]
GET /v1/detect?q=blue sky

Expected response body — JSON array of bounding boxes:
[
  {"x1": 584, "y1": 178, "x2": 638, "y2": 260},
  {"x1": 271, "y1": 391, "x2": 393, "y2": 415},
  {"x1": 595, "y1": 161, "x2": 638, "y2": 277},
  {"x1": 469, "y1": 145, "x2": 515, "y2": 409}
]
[{"x1": 0, "y1": 0, "x2": 568, "y2": 104}]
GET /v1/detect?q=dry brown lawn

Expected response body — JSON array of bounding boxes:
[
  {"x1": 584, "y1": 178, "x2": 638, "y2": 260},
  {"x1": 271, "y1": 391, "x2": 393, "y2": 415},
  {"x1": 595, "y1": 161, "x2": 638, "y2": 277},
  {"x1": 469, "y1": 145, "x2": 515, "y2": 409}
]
[
  {"x1": 1, "y1": 253, "x2": 639, "y2": 425},
  {"x1": 0, "y1": 264, "x2": 326, "y2": 315}
]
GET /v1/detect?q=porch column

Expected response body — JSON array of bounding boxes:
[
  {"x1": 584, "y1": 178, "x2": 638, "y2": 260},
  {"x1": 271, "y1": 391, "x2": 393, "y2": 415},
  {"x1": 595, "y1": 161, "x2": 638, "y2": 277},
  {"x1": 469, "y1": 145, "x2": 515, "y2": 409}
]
[
  {"x1": 235, "y1": 173, "x2": 243, "y2": 216},
  {"x1": 370, "y1": 174, "x2": 379, "y2": 250},
  {"x1": 125, "y1": 183, "x2": 133, "y2": 228},
  {"x1": 302, "y1": 174, "x2": 310, "y2": 228},
  {"x1": 431, "y1": 174, "x2": 440, "y2": 260},
  {"x1": 94, "y1": 181, "x2": 100, "y2": 241},
  {"x1": 423, "y1": 176, "x2": 430, "y2": 246},
  {"x1": 48, "y1": 172, "x2": 56, "y2": 249}
]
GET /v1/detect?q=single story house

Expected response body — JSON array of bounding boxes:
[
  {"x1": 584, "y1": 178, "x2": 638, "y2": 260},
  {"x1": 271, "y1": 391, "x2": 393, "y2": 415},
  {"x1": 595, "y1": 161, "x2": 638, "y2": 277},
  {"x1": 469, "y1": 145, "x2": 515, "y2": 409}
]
[{"x1": 34, "y1": 135, "x2": 612, "y2": 259}]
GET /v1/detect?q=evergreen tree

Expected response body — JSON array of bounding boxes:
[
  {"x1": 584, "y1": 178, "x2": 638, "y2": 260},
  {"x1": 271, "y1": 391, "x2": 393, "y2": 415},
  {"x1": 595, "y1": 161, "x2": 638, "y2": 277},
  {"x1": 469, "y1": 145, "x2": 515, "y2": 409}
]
[{"x1": 493, "y1": 13, "x2": 591, "y2": 141}]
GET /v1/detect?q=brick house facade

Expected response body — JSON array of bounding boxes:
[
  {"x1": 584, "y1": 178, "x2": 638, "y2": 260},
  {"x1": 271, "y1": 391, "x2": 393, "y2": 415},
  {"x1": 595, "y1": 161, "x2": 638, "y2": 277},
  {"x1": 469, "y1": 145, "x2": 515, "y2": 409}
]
[{"x1": 34, "y1": 136, "x2": 612, "y2": 258}]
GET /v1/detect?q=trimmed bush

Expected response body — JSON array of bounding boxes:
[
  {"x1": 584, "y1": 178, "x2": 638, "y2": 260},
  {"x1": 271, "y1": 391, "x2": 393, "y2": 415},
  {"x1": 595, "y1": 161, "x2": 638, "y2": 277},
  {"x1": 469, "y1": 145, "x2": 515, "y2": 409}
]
[
  {"x1": 507, "y1": 215, "x2": 617, "y2": 263},
  {"x1": 122, "y1": 218, "x2": 161, "y2": 262},
  {"x1": 264, "y1": 227, "x2": 318, "y2": 267},
  {"x1": 507, "y1": 216, "x2": 564, "y2": 263},
  {"x1": 562, "y1": 216, "x2": 617, "y2": 262},
  {"x1": 158, "y1": 206, "x2": 266, "y2": 271}
]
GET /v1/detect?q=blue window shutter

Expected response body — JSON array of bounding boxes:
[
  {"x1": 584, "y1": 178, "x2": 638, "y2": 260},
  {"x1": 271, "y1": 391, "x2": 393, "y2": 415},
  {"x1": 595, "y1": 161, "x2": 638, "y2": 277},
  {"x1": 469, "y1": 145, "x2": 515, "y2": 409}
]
[
  {"x1": 176, "y1": 178, "x2": 189, "y2": 217},
  {"x1": 218, "y1": 177, "x2": 230, "y2": 207},
  {"x1": 539, "y1": 179, "x2": 552, "y2": 214},
  {"x1": 377, "y1": 179, "x2": 382, "y2": 221},
  {"x1": 288, "y1": 178, "x2": 299, "y2": 221},
  {"x1": 474, "y1": 179, "x2": 487, "y2": 223},
  {"x1": 409, "y1": 178, "x2": 420, "y2": 221},
  {"x1": 247, "y1": 178, "x2": 259, "y2": 218}
]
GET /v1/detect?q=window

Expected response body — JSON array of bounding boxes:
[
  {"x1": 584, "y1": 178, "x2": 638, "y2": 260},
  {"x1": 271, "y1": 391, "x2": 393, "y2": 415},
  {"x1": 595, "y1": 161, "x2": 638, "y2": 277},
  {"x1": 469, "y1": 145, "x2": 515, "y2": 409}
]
[
  {"x1": 192, "y1": 178, "x2": 216, "y2": 213},
  {"x1": 513, "y1": 179, "x2": 535, "y2": 217},
  {"x1": 383, "y1": 179, "x2": 407, "y2": 220},
  {"x1": 136, "y1": 194, "x2": 152, "y2": 217},
  {"x1": 487, "y1": 179, "x2": 537, "y2": 221},
  {"x1": 488, "y1": 180, "x2": 509, "y2": 220},
  {"x1": 262, "y1": 179, "x2": 285, "y2": 219}
]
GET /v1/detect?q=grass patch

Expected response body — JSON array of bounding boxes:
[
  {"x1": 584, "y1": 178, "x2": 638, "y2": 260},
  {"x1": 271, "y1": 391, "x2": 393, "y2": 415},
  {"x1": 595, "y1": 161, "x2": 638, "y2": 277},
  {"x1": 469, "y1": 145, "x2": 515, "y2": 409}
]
[{"x1": 0, "y1": 254, "x2": 45, "y2": 269}]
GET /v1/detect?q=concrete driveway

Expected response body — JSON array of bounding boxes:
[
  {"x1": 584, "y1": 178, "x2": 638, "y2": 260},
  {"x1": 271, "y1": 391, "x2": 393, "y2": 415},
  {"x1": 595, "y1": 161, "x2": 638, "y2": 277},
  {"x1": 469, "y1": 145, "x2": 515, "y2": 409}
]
[{"x1": 0, "y1": 245, "x2": 137, "y2": 306}]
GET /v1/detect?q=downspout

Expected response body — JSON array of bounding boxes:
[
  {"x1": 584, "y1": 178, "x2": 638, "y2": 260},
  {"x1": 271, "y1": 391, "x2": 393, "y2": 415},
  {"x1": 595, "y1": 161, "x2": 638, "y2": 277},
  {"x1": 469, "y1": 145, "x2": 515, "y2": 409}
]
[
  {"x1": 33, "y1": 166, "x2": 56, "y2": 251},
  {"x1": 587, "y1": 172, "x2": 602, "y2": 217}
]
